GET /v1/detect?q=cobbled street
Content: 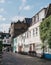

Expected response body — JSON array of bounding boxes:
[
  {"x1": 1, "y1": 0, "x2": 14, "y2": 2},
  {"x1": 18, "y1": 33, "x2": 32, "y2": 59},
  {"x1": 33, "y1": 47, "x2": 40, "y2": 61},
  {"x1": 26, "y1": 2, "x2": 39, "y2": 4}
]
[{"x1": 0, "y1": 52, "x2": 51, "y2": 65}]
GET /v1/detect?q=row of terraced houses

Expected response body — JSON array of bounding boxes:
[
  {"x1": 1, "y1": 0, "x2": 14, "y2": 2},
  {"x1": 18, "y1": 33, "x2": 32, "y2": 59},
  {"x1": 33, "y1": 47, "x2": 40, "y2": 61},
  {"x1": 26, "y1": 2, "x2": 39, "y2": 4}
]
[{"x1": 9, "y1": 4, "x2": 51, "y2": 58}]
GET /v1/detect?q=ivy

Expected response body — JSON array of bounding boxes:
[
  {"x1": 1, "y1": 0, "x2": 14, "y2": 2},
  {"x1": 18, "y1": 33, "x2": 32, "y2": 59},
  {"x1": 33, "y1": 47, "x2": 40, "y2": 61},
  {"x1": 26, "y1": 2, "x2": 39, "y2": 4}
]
[{"x1": 40, "y1": 15, "x2": 51, "y2": 48}]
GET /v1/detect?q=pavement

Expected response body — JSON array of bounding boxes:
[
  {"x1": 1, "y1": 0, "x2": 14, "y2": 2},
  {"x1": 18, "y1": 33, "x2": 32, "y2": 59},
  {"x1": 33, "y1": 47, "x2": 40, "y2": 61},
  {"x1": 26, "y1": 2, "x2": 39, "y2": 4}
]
[
  {"x1": 1, "y1": 52, "x2": 51, "y2": 65},
  {"x1": 0, "y1": 53, "x2": 2, "y2": 65}
]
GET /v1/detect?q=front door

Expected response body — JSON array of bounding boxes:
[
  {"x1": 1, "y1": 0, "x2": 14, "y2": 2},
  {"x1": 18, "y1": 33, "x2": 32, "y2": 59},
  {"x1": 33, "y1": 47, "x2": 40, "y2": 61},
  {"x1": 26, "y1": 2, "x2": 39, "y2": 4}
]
[
  {"x1": 33, "y1": 44, "x2": 35, "y2": 51},
  {"x1": 29, "y1": 44, "x2": 32, "y2": 51}
]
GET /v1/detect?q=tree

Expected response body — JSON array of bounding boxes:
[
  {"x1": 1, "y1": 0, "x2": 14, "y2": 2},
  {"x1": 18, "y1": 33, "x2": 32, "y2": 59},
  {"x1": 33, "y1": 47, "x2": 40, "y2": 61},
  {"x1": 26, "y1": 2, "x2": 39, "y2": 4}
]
[{"x1": 40, "y1": 15, "x2": 51, "y2": 48}]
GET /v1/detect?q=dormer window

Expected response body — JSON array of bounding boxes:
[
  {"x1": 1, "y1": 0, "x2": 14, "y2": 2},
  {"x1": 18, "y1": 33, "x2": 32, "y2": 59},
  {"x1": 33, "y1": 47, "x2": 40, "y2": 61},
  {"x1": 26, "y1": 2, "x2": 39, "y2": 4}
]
[{"x1": 36, "y1": 14, "x2": 39, "y2": 22}]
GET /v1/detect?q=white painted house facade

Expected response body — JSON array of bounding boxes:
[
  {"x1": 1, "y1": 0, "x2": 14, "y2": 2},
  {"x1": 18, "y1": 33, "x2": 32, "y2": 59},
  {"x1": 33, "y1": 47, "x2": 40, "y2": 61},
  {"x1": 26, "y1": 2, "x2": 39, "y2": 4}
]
[
  {"x1": 13, "y1": 4, "x2": 51, "y2": 57},
  {"x1": 16, "y1": 8, "x2": 46, "y2": 56},
  {"x1": 17, "y1": 8, "x2": 46, "y2": 56}
]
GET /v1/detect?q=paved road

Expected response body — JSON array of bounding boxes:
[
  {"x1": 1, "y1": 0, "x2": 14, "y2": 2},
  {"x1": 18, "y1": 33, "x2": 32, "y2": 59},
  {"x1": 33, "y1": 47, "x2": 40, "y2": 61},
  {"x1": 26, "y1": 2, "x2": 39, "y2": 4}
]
[{"x1": 1, "y1": 52, "x2": 51, "y2": 65}]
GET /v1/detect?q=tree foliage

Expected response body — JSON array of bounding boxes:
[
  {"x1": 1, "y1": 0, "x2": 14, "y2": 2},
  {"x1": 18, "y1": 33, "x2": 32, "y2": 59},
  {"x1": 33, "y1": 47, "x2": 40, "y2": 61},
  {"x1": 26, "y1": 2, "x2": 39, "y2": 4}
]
[{"x1": 40, "y1": 15, "x2": 51, "y2": 48}]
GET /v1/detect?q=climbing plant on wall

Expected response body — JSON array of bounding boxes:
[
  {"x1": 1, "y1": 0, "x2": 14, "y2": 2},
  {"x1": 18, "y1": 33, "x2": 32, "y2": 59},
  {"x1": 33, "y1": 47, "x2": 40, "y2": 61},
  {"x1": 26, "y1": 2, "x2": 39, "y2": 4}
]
[{"x1": 40, "y1": 15, "x2": 51, "y2": 48}]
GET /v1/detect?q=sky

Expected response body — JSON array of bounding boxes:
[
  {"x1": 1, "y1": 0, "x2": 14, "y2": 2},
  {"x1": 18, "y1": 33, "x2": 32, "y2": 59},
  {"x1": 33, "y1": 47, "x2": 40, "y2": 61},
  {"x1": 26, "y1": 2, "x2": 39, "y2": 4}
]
[{"x1": 0, "y1": 0, "x2": 51, "y2": 33}]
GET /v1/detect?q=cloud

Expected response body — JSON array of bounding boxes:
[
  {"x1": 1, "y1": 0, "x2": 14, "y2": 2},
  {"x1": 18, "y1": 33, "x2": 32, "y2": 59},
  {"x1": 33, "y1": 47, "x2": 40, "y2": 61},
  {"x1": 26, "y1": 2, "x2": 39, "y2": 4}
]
[
  {"x1": 0, "y1": 15, "x2": 6, "y2": 21},
  {"x1": 0, "y1": 8, "x2": 5, "y2": 13},
  {"x1": 23, "y1": 5, "x2": 31, "y2": 10},
  {"x1": 0, "y1": 8, "x2": 7, "y2": 14},
  {"x1": 0, "y1": 0, "x2": 5, "y2": 3},
  {"x1": 22, "y1": 0, "x2": 26, "y2": 3},
  {"x1": 11, "y1": 16, "x2": 25, "y2": 22},
  {"x1": 0, "y1": 23, "x2": 10, "y2": 33},
  {"x1": 19, "y1": 6, "x2": 23, "y2": 10},
  {"x1": 19, "y1": 0, "x2": 31, "y2": 11},
  {"x1": 7, "y1": 0, "x2": 12, "y2": 4},
  {"x1": 19, "y1": 0, "x2": 27, "y2": 10},
  {"x1": 19, "y1": 5, "x2": 31, "y2": 11}
]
